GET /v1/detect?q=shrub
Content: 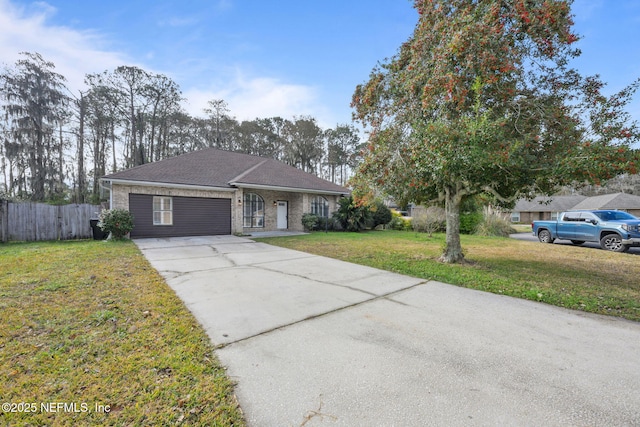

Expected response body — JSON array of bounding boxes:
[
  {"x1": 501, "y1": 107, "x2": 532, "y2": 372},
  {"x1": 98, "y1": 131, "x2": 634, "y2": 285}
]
[
  {"x1": 370, "y1": 200, "x2": 393, "y2": 229},
  {"x1": 459, "y1": 212, "x2": 482, "y2": 234},
  {"x1": 333, "y1": 196, "x2": 372, "y2": 232},
  {"x1": 389, "y1": 210, "x2": 412, "y2": 231},
  {"x1": 474, "y1": 206, "x2": 517, "y2": 237},
  {"x1": 98, "y1": 208, "x2": 134, "y2": 240},
  {"x1": 317, "y1": 216, "x2": 338, "y2": 231},
  {"x1": 302, "y1": 213, "x2": 319, "y2": 231},
  {"x1": 302, "y1": 213, "x2": 338, "y2": 231},
  {"x1": 412, "y1": 206, "x2": 446, "y2": 236}
]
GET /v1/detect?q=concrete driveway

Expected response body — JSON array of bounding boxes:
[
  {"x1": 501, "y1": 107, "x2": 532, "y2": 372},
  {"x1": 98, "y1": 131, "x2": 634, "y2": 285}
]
[{"x1": 136, "y1": 235, "x2": 640, "y2": 426}]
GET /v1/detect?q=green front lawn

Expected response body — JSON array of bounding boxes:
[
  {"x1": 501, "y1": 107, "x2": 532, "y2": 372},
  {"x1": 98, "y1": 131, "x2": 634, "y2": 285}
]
[
  {"x1": 0, "y1": 240, "x2": 245, "y2": 426},
  {"x1": 257, "y1": 231, "x2": 640, "y2": 322}
]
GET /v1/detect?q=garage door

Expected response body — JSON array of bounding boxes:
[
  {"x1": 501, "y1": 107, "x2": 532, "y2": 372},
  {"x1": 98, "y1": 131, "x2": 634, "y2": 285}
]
[{"x1": 129, "y1": 194, "x2": 231, "y2": 238}]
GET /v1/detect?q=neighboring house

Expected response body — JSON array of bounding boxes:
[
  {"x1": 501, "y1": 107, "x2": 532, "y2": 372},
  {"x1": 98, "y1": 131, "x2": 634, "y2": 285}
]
[
  {"x1": 570, "y1": 192, "x2": 640, "y2": 217},
  {"x1": 510, "y1": 193, "x2": 640, "y2": 223},
  {"x1": 101, "y1": 148, "x2": 349, "y2": 238},
  {"x1": 511, "y1": 196, "x2": 587, "y2": 223}
]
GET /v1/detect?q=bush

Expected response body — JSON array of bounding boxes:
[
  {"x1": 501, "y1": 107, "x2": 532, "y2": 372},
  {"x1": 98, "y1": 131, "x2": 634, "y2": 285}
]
[
  {"x1": 412, "y1": 206, "x2": 446, "y2": 236},
  {"x1": 459, "y1": 212, "x2": 482, "y2": 234},
  {"x1": 333, "y1": 196, "x2": 372, "y2": 232},
  {"x1": 302, "y1": 213, "x2": 338, "y2": 231},
  {"x1": 98, "y1": 208, "x2": 134, "y2": 240},
  {"x1": 317, "y1": 216, "x2": 338, "y2": 231},
  {"x1": 474, "y1": 206, "x2": 517, "y2": 237},
  {"x1": 389, "y1": 210, "x2": 412, "y2": 231},
  {"x1": 370, "y1": 200, "x2": 393, "y2": 229},
  {"x1": 302, "y1": 213, "x2": 319, "y2": 231}
]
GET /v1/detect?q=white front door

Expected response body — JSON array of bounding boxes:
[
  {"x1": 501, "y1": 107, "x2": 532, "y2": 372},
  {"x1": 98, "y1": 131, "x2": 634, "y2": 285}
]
[{"x1": 276, "y1": 201, "x2": 288, "y2": 229}]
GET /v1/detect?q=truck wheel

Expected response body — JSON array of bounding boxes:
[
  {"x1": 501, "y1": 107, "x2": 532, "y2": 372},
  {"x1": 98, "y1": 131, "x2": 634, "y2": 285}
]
[
  {"x1": 570, "y1": 240, "x2": 585, "y2": 245},
  {"x1": 600, "y1": 234, "x2": 629, "y2": 252},
  {"x1": 538, "y1": 229, "x2": 554, "y2": 244}
]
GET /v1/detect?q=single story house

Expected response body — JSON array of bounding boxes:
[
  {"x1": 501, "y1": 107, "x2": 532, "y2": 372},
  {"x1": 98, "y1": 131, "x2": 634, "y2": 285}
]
[
  {"x1": 511, "y1": 193, "x2": 640, "y2": 223},
  {"x1": 569, "y1": 192, "x2": 640, "y2": 217},
  {"x1": 101, "y1": 148, "x2": 349, "y2": 238}
]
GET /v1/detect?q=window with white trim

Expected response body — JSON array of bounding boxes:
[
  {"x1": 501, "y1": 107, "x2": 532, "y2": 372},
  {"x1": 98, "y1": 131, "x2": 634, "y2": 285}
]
[
  {"x1": 310, "y1": 196, "x2": 329, "y2": 218},
  {"x1": 153, "y1": 196, "x2": 173, "y2": 225},
  {"x1": 243, "y1": 193, "x2": 264, "y2": 227},
  {"x1": 510, "y1": 211, "x2": 520, "y2": 223}
]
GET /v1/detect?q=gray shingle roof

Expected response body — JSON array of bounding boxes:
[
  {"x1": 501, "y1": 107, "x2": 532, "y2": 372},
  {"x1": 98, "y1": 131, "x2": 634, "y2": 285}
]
[
  {"x1": 513, "y1": 195, "x2": 587, "y2": 212},
  {"x1": 102, "y1": 148, "x2": 349, "y2": 195},
  {"x1": 513, "y1": 192, "x2": 640, "y2": 212},
  {"x1": 571, "y1": 193, "x2": 640, "y2": 210}
]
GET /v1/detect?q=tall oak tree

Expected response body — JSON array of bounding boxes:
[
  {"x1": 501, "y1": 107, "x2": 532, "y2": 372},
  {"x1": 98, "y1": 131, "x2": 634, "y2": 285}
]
[{"x1": 352, "y1": 0, "x2": 640, "y2": 263}]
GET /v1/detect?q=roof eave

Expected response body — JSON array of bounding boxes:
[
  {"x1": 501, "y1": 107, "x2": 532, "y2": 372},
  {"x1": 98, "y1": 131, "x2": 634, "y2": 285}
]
[
  {"x1": 102, "y1": 178, "x2": 236, "y2": 192},
  {"x1": 231, "y1": 182, "x2": 349, "y2": 196}
]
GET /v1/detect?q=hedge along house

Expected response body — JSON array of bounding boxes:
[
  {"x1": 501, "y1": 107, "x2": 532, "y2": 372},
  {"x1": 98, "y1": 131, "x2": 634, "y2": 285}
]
[{"x1": 101, "y1": 148, "x2": 349, "y2": 238}]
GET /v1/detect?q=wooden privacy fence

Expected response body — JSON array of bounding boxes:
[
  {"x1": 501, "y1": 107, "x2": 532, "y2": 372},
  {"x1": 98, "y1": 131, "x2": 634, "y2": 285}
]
[{"x1": 0, "y1": 201, "x2": 102, "y2": 242}]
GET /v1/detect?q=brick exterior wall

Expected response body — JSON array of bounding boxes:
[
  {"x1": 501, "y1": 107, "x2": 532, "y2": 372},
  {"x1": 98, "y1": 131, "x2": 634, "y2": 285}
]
[
  {"x1": 240, "y1": 189, "x2": 340, "y2": 233},
  {"x1": 110, "y1": 183, "x2": 242, "y2": 233},
  {"x1": 518, "y1": 212, "x2": 548, "y2": 224},
  {"x1": 110, "y1": 183, "x2": 342, "y2": 235}
]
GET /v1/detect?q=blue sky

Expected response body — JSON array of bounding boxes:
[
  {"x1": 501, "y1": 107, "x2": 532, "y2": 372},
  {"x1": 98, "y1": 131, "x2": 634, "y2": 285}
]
[{"x1": 1, "y1": 0, "x2": 639, "y2": 130}]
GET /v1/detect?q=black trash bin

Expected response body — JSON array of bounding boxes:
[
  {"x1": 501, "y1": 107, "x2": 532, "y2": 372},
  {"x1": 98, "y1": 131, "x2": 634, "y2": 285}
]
[{"x1": 90, "y1": 219, "x2": 108, "y2": 240}]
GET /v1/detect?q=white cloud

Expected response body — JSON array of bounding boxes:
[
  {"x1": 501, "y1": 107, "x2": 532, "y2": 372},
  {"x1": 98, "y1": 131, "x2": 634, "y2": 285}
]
[
  {"x1": 183, "y1": 71, "x2": 333, "y2": 125},
  {"x1": 0, "y1": 0, "x2": 132, "y2": 93},
  {"x1": 0, "y1": 0, "x2": 338, "y2": 127}
]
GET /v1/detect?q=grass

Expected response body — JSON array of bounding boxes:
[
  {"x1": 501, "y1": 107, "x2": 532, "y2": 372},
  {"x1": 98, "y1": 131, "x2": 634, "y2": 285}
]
[
  {"x1": 510, "y1": 224, "x2": 532, "y2": 233},
  {"x1": 257, "y1": 231, "x2": 640, "y2": 322},
  {"x1": 0, "y1": 240, "x2": 245, "y2": 427}
]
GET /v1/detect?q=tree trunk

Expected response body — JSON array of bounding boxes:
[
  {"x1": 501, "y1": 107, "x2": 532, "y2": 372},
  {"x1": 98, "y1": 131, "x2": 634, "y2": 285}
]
[
  {"x1": 440, "y1": 186, "x2": 465, "y2": 263},
  {"x1": 149, "y1": 108, "x2": 157, "y2": 163},
  {"x1": 77, "y1": 94, "x2": 85, "y2": 203},
  {"x1": 58, "y1": 123, "x2": 65, "y2": 196},
  {"x1": 111, "y1": 123, "x2": 117, "y2": 173},
  {"x1": 32, "y1": 128, "x2": 46, "y2": 201},
  {"x1": 93, "y1": 134, "x2": 100, "y2": 198},
  {"x1": 128, "y1": 94, "x2": 137, "y2": 167}
]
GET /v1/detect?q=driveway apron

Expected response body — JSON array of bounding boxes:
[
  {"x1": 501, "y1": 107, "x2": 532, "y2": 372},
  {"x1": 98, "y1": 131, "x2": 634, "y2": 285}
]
[{"x1": 136, "y1": 235, "x2": 640, "y2": 426}]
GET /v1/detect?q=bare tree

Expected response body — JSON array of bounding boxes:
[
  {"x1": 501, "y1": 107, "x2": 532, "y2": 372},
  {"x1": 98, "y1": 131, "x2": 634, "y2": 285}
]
[
  {"x1": 0, "y1": 52, "x2": 69, "y2": 201},
  {"x1": 144, "y1": 73, "x2": 182, "y2": 162},
  {"x1": 325, "y1": 124, "x2": 361, "y2": 185},
  {"x1": 86, "y1": 66, "x2": 153, "y2": 167},
  {"x1": 203, "y1": 99, "x2": 231, "y2": 149},
  {"x1": 282, "y1": 116, "x2": 324, "y2": 173}
]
